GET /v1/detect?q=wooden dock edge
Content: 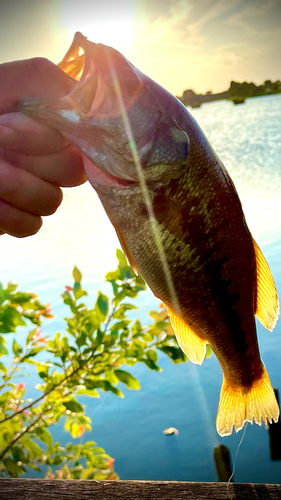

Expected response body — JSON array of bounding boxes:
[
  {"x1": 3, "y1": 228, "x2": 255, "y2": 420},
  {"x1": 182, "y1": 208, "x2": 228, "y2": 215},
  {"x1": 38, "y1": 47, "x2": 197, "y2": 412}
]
[{"x1": 0, "y1": 479, "x2": 280, "y2": 500}]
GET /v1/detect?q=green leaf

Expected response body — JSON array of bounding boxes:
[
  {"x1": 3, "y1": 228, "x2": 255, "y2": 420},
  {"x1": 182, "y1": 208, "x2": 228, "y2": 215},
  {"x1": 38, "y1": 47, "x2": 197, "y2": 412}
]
[
  {"x1": 76, "y1": 388, "x2": 100, "y2": 398},
  {"x1": 146, "y1": 349, "x2": 158, "y2": 363},
  {"x1": 73, "y1": 267, "x2": 82, "y2": 284},
  {"x1": 106, "y1": 371, "x2": 119, "y2": 385},
  {"x1": 126, "y1": 345, "x2": 144, "y2": 359},
  {"x1": 35, "y1": 427, "x2": 52, "y2": 448},
  {"x1": 38, "y1": 367, "x2": 49, "y2": 379},
  {"x1": 11, "y1": 446, "x2": 27, "y2": 464},
  {"x1": 63, "y1": 400, "x2": 84, "y2": 413},
  {"x1": 9, "y1": 292, "x2": 34, "y2": 304},
  {"x1": 22, "y1": 346, "x2": 45, "y2": 359},
  {"x1": 27, "y1": 463, "x2": 42, "y2": 472},
  {"x1": 85, "y1": 311, "x2": 101, "y2": 330},
  {"x1": 80, "y1": 467, "x2": 97, "y2": 479},
  {"x1": 142, "y1": 358, "x2": 162, "y2": 371},
  {"x1": 0, "y1": 306, "x2": 26, "y2": 332},
  {"x1": 135, "y1": 275, "x2": 146, "y2": 289},
  {"x1": 21, "y1": 437, "x2": 43, "y2": 459},
  {"x1": 105, "y1": 270, "x2": 121, "y2": 281},
  {"x1": 108, "y1": 386, "x2": 124, "y2": 398},
  {"x1": 90, "y1": 380, "x2": 124, "y2": 398},
  {"x1": 3, "y1": 458, "x2": 25, "y2": 477},
  {"x1": 159, "y1": 345, "x2": 187, "y2": 364},
  {"x1": 61, "y1": 291, "x2": 75, "y2": 307},
  {"x1": 73, "y1": 283, "x2": 87, "y2": 300},
  {"x1": 0, "y1": 337, "x2": 8, "y2": 356},
  {"x1": 142, "y1": 333, "x2": 154, "y2": 342},
  {"x1": 113, "y1": 303, "x2": 137, "y2": 320},
  {"x1": 49, "y1": 455, "x2": 63, "y2": 465},
  {"x1": 205, "y1": 344, "x2": 212, "y2": 358},
  {"x1": 132, "y1": 319, "x2": 143, "y2": 337},
  {"x1": 76, "y1": 331, "x2": 87, "y2": 348},
  {"x1": 70, "y1": 423, "x2": 85, "y2": 438},
  {"x1": 116, "y1": 249, "x2": 128, "y2": 269},
  {"x1": 114, "y1": 369, "x2": 140, "y2": 389},
  {"x1": 12, "y1": 339, "x2": 23, "y2": 357},
  {"x1": 95, "y1": 292, "x2": 108, "y2": 320},
  {"x1": 26, "y1": 328, "x2": 39, "y2": 346},
  {"x1": 0, "y1": 391, "x2": 11, "y2": 406},
  {"x1": 6, "y1": 281, "x2": 17, "y2": 293},
  {"x1": 0, "y1": 361, "x2": 7, "y2": 374}
]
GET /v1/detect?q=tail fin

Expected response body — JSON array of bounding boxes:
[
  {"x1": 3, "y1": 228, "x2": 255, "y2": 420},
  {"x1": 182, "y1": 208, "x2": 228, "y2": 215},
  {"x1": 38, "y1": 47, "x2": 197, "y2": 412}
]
[{"x1": 216, "y1": 367, "x2": 280, "y2": 437}]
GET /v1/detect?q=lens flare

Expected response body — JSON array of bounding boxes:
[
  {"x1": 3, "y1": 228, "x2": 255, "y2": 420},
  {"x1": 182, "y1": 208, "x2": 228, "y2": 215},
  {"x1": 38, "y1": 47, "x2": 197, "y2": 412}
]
[{"x1": 106, "y1": 52, "x2": 182, "y2": 317}]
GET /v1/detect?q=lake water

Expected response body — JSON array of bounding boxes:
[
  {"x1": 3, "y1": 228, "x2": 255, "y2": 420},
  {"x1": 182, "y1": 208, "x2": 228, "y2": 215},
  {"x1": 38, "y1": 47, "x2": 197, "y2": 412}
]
[{"x1": 1, "y1": 94, "x2": 281, "y2": 483}]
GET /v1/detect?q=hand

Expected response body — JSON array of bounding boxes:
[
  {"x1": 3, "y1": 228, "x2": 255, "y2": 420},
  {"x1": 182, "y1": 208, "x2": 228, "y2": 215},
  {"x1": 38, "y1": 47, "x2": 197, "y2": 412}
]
[{"x1": 0, "y1": 58, "x2": 87, "y2": 237}]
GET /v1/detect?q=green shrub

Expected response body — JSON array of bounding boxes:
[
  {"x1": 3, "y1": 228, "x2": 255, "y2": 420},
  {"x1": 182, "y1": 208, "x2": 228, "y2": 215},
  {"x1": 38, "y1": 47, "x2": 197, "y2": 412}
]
[{"x1": 0, "y1": 250, "x2": 187, "y2": 479}]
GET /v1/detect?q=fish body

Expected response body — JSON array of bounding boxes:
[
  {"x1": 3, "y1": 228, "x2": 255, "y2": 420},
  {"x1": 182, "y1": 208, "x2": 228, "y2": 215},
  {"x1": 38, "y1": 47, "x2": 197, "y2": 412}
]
[{"x1": 21, "y1": 33, "x2": 280, "y2": 436}]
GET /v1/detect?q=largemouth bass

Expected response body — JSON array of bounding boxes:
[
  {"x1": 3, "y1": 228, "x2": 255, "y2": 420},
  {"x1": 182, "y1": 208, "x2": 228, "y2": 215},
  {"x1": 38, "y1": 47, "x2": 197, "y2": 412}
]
[{"x1": 21, "y1": 32, "x2": 280, "y2": 436}]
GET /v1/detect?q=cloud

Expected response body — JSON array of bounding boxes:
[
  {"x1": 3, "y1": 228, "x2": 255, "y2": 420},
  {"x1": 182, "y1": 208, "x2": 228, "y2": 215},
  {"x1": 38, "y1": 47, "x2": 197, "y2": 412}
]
[
  {"x1": 143, "y1": 0, "x2": 243, "y2": 39},
  {"x1": 227, "y1": 0, "x2": 281, "y2": 33}
]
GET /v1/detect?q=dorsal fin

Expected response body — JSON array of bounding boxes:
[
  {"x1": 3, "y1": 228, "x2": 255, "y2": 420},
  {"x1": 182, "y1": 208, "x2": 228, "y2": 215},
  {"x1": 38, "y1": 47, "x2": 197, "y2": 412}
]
[
  {"x1": 167, "y1": 307, "x2": 207, "y2": 365},
  {"x1": 253, "y1": 239, "x2": 279, "y2": 332}
]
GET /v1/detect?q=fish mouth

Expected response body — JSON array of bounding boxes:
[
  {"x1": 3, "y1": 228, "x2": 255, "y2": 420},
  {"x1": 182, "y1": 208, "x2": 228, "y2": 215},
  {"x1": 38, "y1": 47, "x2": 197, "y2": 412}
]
[
  {"x1": 21, "y1": 33, "x2": 103, "y2": 122},
  {"x1": 20, "y1": 32, "x2": 145, "y2": 188}
]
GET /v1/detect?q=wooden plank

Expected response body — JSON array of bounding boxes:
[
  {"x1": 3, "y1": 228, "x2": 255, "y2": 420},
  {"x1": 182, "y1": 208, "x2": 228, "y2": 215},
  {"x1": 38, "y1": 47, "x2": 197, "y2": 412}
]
[{"x1": 0, "y1": 479, "x2": 280, "y2": 500}]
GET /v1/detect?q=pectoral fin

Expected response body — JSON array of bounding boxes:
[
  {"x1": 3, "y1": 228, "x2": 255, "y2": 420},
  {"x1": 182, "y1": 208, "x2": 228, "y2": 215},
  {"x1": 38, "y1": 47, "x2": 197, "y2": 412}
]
[
  {"x1": 253, "y1": 239, "x2": 279, "y2": 332},
  {"x1": 167, "y1": 308, "x2": 207, "y2": 365}
]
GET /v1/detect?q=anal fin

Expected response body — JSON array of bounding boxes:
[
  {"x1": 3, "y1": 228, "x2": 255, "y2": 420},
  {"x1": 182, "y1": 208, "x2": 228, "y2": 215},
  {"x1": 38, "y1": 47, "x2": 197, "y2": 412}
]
[
  {"x1": 253, "y1": 238, "x2": 279, "y2": 331},
  {"x1": 167, "y1": 308, "x2": 207, "y2": 365},
  {"x1": 216, "y1": 366, "x2": 280, "y2": 437}
]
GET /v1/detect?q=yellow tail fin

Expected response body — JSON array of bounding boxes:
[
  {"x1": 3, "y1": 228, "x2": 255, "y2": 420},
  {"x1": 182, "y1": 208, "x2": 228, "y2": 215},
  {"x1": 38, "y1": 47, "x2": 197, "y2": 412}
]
[{"x1": 216, "y1": 367, "x2": 280, "y2": 437}]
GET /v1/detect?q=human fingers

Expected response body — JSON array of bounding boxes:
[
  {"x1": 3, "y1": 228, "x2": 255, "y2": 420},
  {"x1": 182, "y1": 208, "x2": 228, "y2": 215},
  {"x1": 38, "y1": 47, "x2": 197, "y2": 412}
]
[
  {"x1": 0, "y1": 200, "x2": 42, "y2": 238},
  {"x1": 0, "y1": 112, "x2": 67, "y2": 155},
  {"x1": 0, "y1": 58, "x2": 75, "y2": 114},
  {"x1": 0, "y1": 157, "x2": 63, "y2": 216},
  {"x1": 0, "y1": 144, "x2": 86, "y2": 187}
]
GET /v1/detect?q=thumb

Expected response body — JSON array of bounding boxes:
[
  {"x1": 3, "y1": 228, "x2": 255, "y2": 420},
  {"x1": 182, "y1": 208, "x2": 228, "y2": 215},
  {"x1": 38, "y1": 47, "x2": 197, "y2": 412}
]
[{"x1": 0, "y1": 58, "x2": 75, "y2": 114}]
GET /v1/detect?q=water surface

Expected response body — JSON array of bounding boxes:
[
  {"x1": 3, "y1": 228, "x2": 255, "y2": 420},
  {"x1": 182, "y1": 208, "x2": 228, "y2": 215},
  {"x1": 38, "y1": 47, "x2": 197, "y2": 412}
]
[{"x1": 1, "y1": 94, "x2": 280, "y2": 482}]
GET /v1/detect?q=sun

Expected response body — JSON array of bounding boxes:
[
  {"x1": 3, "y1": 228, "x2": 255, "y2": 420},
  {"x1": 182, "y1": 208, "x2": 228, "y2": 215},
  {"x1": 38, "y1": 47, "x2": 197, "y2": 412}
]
[
  {"x1": 61, "y1": 1, "x2": 136, "y2": 54},
  {"x1": 84, "y1": 20, "x2": 134, "y2": 53}
]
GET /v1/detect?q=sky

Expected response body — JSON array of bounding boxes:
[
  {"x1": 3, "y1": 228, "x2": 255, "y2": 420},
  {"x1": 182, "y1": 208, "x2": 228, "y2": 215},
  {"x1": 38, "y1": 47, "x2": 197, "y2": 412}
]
[{"x1": 0, "y1": 0, "x2": 280, "y2": 95}]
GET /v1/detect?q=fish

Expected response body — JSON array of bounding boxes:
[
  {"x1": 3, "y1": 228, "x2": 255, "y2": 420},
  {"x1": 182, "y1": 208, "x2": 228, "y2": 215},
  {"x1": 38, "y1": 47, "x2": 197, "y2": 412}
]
[{"x1": 21, "y1": 32, "x2": 280, "y2": 436}]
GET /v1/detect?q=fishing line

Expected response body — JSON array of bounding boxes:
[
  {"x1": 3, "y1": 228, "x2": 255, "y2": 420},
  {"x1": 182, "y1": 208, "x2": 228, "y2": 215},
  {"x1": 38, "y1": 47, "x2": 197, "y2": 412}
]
[{"x1": 227, "y1": 422, "x2": 248, "y2": 500}]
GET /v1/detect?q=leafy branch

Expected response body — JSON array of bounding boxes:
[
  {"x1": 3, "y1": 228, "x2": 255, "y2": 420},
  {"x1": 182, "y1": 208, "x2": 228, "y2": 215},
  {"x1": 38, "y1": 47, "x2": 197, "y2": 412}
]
[{"x1": 0, "y1": 250, "x2": 192, "y2": 479}]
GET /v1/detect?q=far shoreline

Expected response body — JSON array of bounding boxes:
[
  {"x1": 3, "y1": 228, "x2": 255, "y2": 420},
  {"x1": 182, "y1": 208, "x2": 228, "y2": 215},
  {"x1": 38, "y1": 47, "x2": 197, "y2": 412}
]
[{"x1": 177, "y1": 79, "x2": 281, "y2": 108}]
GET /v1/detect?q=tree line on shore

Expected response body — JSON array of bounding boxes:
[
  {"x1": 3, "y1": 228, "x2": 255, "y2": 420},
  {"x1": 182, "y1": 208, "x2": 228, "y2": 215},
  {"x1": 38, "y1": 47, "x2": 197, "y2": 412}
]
[{"x1": 177, "y1": 79, "x2": 281, "y2": 107}]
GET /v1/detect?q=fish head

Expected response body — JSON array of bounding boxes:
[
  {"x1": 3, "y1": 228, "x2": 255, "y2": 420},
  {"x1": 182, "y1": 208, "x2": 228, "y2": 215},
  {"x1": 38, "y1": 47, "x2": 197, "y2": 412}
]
[{"x1": 21, "y1": 32, "x2": 190, "y2": 186}]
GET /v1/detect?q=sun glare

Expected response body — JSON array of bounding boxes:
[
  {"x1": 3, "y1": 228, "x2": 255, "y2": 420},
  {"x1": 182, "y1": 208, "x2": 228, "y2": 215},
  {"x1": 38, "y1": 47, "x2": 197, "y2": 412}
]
[
  {"x1": 61, "y1": 0, "x2": 136, "y2": 54},
  {"x1": 84, "y1": 20, "x2": 134, "y2": 52}
]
